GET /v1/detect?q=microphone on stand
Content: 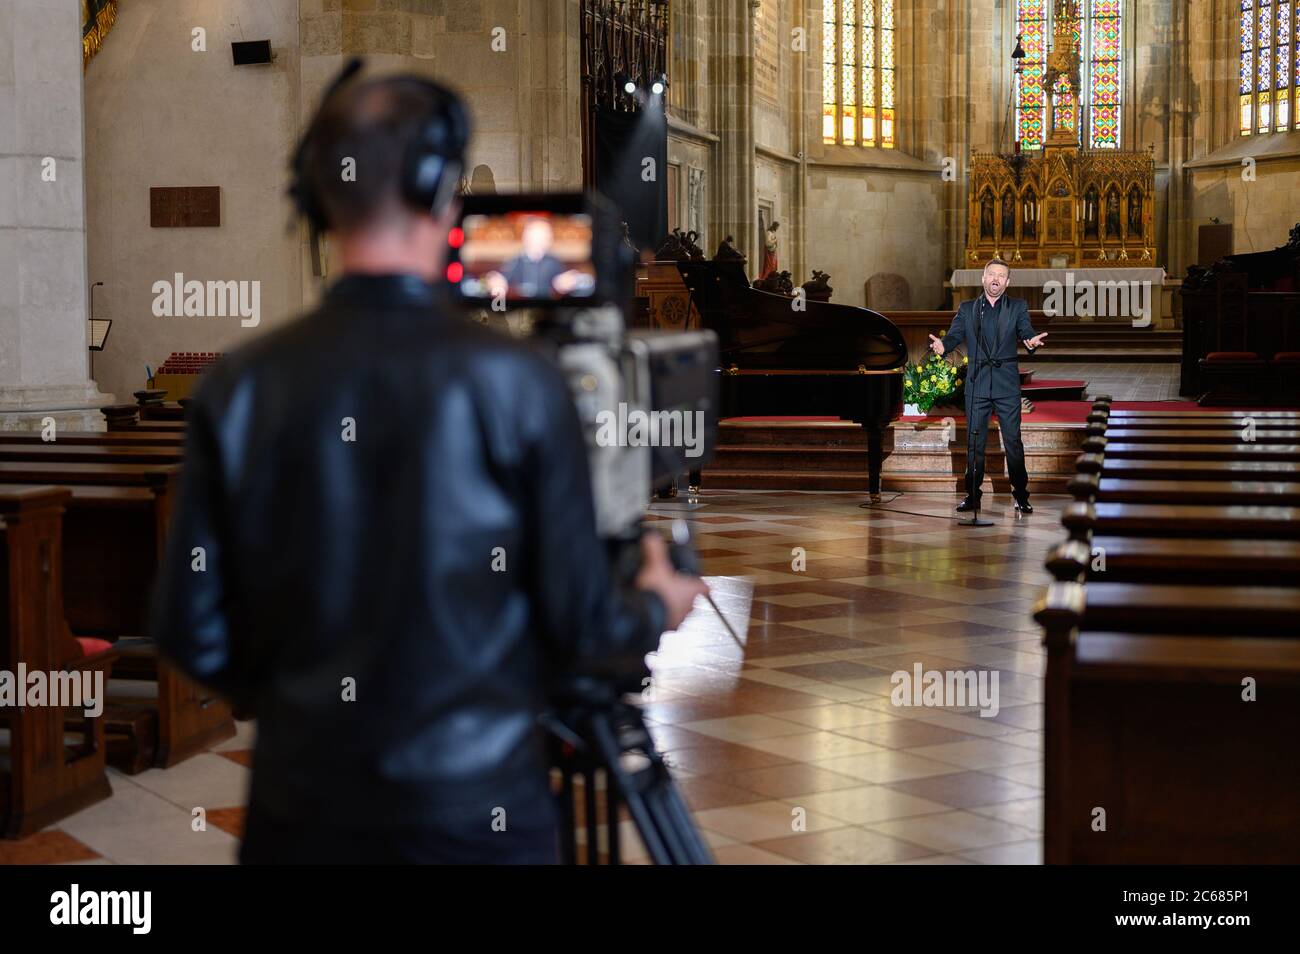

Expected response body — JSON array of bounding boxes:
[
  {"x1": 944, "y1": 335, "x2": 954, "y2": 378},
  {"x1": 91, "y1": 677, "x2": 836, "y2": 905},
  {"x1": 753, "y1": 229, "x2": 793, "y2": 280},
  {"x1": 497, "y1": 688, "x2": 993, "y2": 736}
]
[{"x1": 961, "y1": 298, "x2": 994, "y2": 528}]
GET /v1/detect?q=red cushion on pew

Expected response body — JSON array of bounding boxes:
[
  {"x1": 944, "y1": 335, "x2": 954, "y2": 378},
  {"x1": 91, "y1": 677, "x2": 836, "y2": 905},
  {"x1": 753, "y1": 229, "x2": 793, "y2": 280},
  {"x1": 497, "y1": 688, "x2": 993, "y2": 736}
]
[
  {"x1": 1204, "y1": 351, "x2": 1260, "y2": 362},
  {"x1": 1272, "y1": 352, "x2": 1300, "y2": 363},
  {"x1": 75, "y1": 637, "x2": 113, "y2": 657}
]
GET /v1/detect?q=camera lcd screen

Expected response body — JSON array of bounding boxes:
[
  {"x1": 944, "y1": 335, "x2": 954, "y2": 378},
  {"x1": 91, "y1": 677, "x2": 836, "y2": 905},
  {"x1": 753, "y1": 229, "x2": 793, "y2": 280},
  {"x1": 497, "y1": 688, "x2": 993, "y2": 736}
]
[{"x1": 457, "y1": 211, "x2": 597, "y2": 303}]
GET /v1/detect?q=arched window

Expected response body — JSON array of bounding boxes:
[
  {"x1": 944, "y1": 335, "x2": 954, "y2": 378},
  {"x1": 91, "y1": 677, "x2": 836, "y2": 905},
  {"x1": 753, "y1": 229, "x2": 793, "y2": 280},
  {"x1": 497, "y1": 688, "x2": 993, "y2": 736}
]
[
  {"x1": 1015, "y1": 0, "x2": 1125, "y2": 150},
  {"x1": 822, "y1": 0, "x2": 896, "y2": 148},
  {"x1": 1240, "y1": 0, "x2": 1299, "y2": 135}
]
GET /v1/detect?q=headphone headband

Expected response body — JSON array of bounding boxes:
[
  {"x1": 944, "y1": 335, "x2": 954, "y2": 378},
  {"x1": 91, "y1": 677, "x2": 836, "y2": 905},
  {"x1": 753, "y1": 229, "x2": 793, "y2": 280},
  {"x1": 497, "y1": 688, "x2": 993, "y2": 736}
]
[{"x1": 288, "y1": 58, "x2": 469, "y2": 233}]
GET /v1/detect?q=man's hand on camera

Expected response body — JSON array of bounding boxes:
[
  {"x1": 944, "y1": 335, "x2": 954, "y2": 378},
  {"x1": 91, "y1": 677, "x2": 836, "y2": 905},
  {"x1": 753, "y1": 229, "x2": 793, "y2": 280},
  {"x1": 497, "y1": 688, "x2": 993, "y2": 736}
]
[{"x1": 636, "y1": 532, "x2": 709, "y2": 631}]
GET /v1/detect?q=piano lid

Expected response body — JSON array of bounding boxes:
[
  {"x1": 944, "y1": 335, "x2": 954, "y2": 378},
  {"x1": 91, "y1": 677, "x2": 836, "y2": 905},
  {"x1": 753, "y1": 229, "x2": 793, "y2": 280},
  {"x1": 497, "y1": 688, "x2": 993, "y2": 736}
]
[{"x1": 676, "y1": 260, "x2": 908, "y2": 373}]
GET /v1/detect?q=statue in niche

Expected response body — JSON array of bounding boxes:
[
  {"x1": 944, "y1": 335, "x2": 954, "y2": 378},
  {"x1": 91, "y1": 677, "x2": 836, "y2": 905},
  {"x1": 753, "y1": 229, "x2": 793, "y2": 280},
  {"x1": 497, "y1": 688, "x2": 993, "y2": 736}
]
[
  {"x1": 1127, "y1": 188, "x2": 1143, "y2": 238},
  {"x1": 759, "y1": 218, "x2": 781, "y2": 279},
  {"x1": 1022, "y1": 191, "x2": 1038, "y2": 240},
  {"x1": 1001, "y1": 193, "x2": 1015, "y2": 240},
  {"x1": 980, "y1": 192, "x2": 995, "y2": 240},
  {"x1": 687, "y1": 167, "x2": 706, "y2": 248},
  {"x1": 1083, "y1": 186, "x2": 1099, "y2": 239},
  {"x1": 1105, "y1": 189, "x2": 1122, "y2": 239}
]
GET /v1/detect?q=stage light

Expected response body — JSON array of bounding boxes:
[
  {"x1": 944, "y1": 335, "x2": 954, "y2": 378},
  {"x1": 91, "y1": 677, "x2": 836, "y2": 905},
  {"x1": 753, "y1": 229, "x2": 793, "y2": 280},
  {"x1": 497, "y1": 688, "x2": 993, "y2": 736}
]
[
  {"x1": 617, "y1": 72, "x2": 636, "y2": 95},
  {"x1": 650, "y1": 73, "x2": 668, "y2": 96}
]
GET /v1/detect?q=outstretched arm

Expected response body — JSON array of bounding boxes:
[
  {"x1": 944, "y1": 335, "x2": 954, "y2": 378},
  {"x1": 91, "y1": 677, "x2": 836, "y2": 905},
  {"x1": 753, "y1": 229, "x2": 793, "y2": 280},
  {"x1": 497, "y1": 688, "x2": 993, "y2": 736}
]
[
  {"x1": 1015, "y1": 301, "x2": 1047, "y2": 352},
  {"x1": 930, "y1": 305, "x2": 966, "y2": 356}
]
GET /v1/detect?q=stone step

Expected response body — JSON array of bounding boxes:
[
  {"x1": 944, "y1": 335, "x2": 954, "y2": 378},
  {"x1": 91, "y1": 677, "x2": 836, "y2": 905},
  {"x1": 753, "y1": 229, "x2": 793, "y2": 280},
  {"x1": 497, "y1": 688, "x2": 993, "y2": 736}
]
[
  {"x1": 711, "y1": 445, "x2": 872, "y2": 473},
  {"x1": 1034, "y1": 349, "x2": 1182, "y2": 362},
  {"x1": 717, "y1": 421, "x2": 867, "y2": 447},
  {"x1": 1042, "y1": 335, "x2": 1183, "y2": 345}
]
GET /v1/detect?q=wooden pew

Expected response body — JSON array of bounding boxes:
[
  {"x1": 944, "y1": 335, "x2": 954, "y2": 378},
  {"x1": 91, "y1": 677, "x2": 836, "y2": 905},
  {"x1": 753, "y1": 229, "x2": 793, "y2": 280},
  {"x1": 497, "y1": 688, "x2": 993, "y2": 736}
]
[
  {"x1": 1067, "y1": 472, "x2": 1300, "y2": 505},
  {"x1": 1034, "y1": 580, "x2": 1300, "y2": 863},
  {"x1": 0, "y1": 445, "x2": 183, "y2": 466},
  {"x1": 0, "y1": 430, "x2": 185, "y2": 447},
  {"x1": 1089, "y1": 428, "x2": 1300, "y2": 444},
  {"x1": 1061, "y1": 500, "x2": 1300, "y2": 543},
  {"x1": 1083, "y1": 439, "x2": 1300, "y2": 461},
  {"x1": 1040, "y1": 404, "x2": 1300, "y2": 861},
  {"x1": 0, "y1": 462, "x2": 233, "y2": 772},
  {"x1": 1074, "y1": 455, "x2": 1300, "y2": 482},
  {"x1": 1047, "y1": 536, "x2": 1300, "y2": 585},
  {"x1": 0, "y1": 460, "x2": 179, "y2": 487},
  {"x1": 1100, "y1": 410, "x2": 1300, "y2": 421},
  {"x1": 1, "y1": 487, "x2": 117, "y2": 838},
  {"x1": 102, "y1": 405, "x2": 186, "y2": 433}
]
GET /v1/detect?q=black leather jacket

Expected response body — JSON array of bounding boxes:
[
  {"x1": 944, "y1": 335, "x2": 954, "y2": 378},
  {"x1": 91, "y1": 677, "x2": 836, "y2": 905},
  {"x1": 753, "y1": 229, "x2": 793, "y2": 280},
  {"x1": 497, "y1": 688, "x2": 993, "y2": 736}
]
[{"x1": 151, "y1": 274, "x2": 666, "y2": 827}]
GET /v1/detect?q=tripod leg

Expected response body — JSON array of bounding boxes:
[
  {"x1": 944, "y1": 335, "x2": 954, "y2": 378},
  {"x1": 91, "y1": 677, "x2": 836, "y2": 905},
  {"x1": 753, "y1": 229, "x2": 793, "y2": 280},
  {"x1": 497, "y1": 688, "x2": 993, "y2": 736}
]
[
  {"x1": 557, "y1": 756, "x2": 578, "y2": 865},
  {"x1": 584, "y1": 770, "x2": 600, "y2": 864},
  {"x1": 605, "y1": 767, "x2": 621, "y2": 865}
]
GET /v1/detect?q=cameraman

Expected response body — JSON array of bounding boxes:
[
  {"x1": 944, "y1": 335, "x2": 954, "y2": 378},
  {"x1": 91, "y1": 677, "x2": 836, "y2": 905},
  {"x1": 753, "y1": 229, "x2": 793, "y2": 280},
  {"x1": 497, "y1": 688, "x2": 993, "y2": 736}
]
[{"x1": 150, "y1": 68, "x2": 707, "y2": 864}]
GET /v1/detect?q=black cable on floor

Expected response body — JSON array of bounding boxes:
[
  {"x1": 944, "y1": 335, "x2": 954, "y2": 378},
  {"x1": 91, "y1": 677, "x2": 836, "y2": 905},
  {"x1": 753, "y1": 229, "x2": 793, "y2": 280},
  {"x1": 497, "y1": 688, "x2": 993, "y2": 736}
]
[{"x1": 858, "y1": 492, "x2": 963, "y2": 520}]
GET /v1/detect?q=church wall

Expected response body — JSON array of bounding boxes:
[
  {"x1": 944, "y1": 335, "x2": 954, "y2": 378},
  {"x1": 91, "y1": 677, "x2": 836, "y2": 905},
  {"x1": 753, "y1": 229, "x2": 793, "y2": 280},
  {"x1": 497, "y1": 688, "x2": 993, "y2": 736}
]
[
  {"x1": 1189, "y1": 160, "x2": 1300, "y2": 255},
  {"x1": 83, "y1": 0, "x2": 580, "y2": 404},
  {"x1": 805, "y1": 168, "x2": 944, "y2": 309},
  {"x1": 83, "y1": 0, "x2": 304, "y2": 406},
  {"x1": 753, "y1": 0, "x2": 797, "y2": 159},
  {"x1": 667, "y1": 135, "x2": 713, "y2": 249}
]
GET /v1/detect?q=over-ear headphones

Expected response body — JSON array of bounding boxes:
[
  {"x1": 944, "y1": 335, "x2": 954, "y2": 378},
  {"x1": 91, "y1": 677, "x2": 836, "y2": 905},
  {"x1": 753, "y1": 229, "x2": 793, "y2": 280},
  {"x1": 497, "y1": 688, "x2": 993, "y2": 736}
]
[{"x1": 288, "y1": 57, "x2": 470, "y2": 233}]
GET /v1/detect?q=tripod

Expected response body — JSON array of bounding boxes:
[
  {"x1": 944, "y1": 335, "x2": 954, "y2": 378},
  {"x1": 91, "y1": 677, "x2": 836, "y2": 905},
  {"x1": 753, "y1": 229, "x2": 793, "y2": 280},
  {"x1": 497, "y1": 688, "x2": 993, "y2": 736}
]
[{"x1": 545, "y1": 677, "x2": 714, "y2": 865}]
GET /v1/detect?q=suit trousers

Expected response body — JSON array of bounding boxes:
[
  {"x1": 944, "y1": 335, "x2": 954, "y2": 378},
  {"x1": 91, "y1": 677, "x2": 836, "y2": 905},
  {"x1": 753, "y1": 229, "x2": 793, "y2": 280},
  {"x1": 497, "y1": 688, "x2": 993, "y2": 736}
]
[{"x1": 964, "y1": 391, "x2": 1029, "y2": 502}]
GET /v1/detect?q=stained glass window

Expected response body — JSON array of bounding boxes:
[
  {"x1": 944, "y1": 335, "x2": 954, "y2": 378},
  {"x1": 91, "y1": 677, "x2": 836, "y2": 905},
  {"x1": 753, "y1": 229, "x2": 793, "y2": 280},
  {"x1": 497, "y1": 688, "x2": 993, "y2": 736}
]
[
  {"x1": 1016, "y1": 1, "x2": 1048, "y2": 150},
  {"x1": 1242, "y1": 0, "x2": 1299, "y2": 134},
  {"x1": 1015, "y1": 1, "x2": 1126, "y2": 150},
  {"x1": 822, "y1": 0, "x2": 897, "y2": 148}
]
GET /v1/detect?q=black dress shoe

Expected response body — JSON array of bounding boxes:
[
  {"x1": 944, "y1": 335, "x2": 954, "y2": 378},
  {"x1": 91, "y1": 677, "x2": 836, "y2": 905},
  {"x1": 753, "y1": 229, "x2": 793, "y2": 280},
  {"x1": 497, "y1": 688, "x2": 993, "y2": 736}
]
[
  {"x1": 955, "y1": 496, "x2": 977, "y2": 513},
  {"x1": 1014, "y1": 498, "x2": 1034, "y2": 514}
]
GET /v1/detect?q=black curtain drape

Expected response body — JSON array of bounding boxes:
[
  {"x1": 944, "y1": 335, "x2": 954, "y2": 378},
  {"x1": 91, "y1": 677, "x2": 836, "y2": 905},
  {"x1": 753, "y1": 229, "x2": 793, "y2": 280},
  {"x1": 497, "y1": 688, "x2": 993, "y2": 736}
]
[{"x1": 591, "y1": 106, "x2": 668, "y2": 254}]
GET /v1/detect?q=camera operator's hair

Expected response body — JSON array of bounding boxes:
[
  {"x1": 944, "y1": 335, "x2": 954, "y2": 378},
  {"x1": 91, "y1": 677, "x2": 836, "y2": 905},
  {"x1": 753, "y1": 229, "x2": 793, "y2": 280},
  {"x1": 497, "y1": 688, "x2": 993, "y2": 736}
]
[{"x1": 299, "y1": 77, "x2": 464, "y2": 232}]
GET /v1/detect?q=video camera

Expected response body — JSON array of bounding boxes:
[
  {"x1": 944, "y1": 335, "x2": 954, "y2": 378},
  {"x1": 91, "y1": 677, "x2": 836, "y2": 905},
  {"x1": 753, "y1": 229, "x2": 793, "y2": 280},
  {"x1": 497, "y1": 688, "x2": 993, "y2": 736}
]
[
  {"x1": 451, "y1": 192, "x2": 719, "y2": 542},
  {"x1": 452, "y1": 192, "x2": 721, "y2": 864}
]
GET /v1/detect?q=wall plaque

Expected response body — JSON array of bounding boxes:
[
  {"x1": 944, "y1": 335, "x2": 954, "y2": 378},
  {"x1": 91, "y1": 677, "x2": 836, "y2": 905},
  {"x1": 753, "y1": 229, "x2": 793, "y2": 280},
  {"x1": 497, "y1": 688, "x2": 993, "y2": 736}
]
[{"x1": 150, "y1": 186, "x2": 221, "y2": 227}]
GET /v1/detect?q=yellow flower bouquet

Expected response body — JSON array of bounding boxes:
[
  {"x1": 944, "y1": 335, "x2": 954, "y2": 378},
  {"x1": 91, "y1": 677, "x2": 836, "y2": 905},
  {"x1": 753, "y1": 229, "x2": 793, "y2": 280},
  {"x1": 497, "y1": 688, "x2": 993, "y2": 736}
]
[{"x1": 903, "y1": 348, "x2": 967, "y2": 414}]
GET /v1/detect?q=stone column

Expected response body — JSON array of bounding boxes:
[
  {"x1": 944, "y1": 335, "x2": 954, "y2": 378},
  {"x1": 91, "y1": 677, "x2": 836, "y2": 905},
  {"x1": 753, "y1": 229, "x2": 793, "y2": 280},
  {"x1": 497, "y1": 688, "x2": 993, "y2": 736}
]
[
  {"x1": 710, "y1": 0, "x2": 756, "y2": 261},
  {"x1": 0, "y1": 0, "x2": 115, "y2": 430}
]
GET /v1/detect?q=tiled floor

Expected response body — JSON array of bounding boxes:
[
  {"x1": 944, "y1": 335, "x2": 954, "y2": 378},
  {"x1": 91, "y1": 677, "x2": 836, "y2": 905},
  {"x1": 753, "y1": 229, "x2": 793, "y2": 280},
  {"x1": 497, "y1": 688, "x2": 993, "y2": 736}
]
[
  {"x1": 3, "y1": 490, "x2": 1059, "y2": 866},
  {"x1": 1043, "y1": 362, "x2": 1182, "y2": 401}
]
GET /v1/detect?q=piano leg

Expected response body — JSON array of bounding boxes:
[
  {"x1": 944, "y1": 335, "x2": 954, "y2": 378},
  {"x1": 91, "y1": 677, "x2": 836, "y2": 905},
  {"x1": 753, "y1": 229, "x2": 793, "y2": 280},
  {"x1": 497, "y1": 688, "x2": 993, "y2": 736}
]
[{"x1": 865, "y1": 425, "x2": 884, "y2": 502}]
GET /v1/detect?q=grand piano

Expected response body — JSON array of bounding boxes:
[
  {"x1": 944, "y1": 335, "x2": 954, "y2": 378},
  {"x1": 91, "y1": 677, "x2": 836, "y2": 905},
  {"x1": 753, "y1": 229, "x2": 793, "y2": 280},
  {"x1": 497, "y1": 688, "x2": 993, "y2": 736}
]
[{"x1": 675, "y1": 259, "x2": 908, "y2": 500}]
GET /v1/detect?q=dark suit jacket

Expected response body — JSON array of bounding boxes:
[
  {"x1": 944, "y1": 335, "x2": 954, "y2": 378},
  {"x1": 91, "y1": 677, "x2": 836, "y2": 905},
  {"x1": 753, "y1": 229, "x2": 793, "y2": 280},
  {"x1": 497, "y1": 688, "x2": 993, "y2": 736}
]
[{"x1": 940, "y1": 295, "x2": 1037, "y2": 399}]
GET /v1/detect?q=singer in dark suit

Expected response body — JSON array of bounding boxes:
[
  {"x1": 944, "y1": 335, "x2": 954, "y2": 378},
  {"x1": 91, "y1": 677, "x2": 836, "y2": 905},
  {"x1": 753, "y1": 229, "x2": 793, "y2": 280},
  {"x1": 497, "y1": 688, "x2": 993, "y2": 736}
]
[{"x1": 929, "y1": 259, "x2": 1048, "y2": 514}]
